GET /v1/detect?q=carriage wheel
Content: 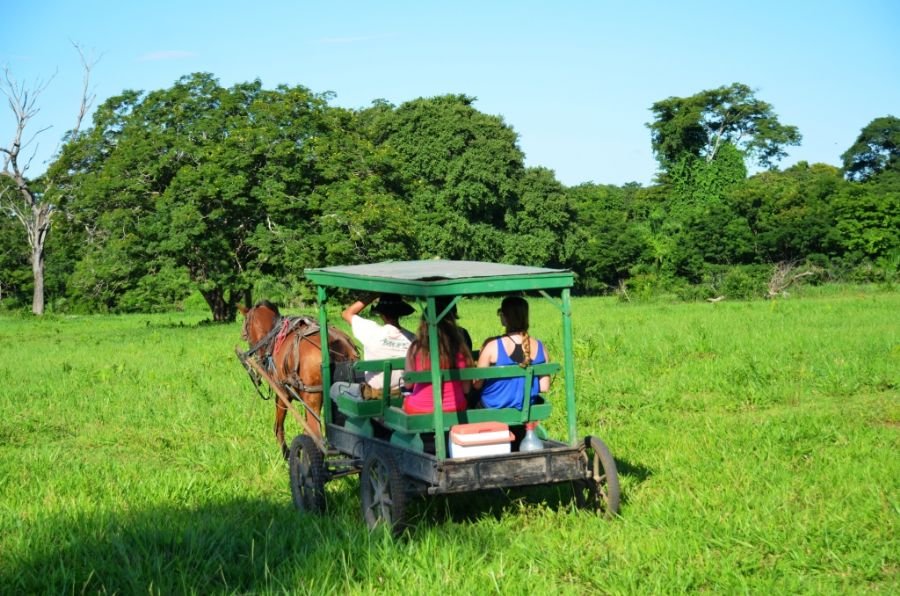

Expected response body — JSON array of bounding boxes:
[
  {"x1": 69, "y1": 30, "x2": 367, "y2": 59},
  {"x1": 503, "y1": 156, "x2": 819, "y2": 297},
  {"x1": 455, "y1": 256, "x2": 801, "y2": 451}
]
[
  {"x1": 288, "y1": 434, "x2": 327, "y2": 514},
  {"x1": 574, "y1": 435, "x2": 620, "y2": 518},
  {"x1": 359, "y1": 449, "x2": 408, "y2": 535}
]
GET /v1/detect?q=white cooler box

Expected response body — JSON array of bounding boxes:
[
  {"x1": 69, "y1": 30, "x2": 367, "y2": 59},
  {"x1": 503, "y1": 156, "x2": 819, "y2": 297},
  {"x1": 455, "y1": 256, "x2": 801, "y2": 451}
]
[{"x1": 449, "y1": 422, "x2": 514, "y2": 458}]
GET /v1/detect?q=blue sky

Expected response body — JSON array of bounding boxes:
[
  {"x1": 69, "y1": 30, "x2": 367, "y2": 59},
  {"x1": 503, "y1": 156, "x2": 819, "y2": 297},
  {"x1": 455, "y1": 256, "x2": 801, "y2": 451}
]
[{"x1": 2, "y1": 0, "x2": 898, "y2": 186}]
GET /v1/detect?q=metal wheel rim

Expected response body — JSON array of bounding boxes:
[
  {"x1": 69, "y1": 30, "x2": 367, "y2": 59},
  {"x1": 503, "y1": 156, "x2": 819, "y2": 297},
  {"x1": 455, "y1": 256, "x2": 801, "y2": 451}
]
[
  {"x1": 293, "y1": 457, "x2": 315, "y2": 508},
  {"x1": 289, "y1": 441, "x2": 311, "y2": 510},
  {"x1": 589, "y1": 448, "x2": 611, "y2": 506},
  {"x1": 576, "y1": 436, "x2": 619, "y2": 517},
  {"x1": 289, "y1": 436, "x2": 325, "y2": 512}
]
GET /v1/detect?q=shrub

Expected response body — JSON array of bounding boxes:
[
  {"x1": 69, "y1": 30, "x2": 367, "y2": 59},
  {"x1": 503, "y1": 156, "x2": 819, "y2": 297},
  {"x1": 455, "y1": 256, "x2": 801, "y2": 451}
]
[
  {"x1": 721, "y1": 267, "x2": 765, "y2": 300},
  {"x1": 700, "y1": 264, "x2": 769, "y2": 301}
]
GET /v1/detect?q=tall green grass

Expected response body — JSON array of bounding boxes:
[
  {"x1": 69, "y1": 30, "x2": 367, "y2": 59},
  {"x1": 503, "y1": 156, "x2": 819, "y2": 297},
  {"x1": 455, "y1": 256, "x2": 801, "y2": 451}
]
[{"x1": 0, "y1": 288, "x2": 897, "y2": 593}]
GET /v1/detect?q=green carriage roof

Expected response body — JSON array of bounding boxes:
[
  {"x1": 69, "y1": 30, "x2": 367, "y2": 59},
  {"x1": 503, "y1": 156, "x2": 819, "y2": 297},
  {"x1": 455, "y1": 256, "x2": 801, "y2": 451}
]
[{"x1": 305, "y1": 260, "x2": 573, "y2": 296}]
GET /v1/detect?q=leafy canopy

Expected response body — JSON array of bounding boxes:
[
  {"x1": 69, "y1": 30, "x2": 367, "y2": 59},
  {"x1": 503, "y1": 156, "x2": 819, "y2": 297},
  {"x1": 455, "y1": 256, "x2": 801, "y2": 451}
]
[
  {"x1": 648, "y1": 83, "x2": 801, "y2": 172},
  {"x1": 841, "y1": 115, "x2": 900, "y2": 181}
]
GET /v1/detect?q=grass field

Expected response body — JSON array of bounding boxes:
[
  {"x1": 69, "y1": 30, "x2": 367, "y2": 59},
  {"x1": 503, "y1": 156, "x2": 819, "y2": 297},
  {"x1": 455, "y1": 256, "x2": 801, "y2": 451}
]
[{"x1": 0, "y1": 287, "x2": 897, "y2": 594}]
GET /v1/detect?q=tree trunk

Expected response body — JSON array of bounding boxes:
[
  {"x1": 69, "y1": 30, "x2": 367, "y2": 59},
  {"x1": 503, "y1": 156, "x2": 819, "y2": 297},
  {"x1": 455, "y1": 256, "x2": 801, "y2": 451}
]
[
  {"x1": 29, "y1": 203, "x2": 50, "y2": 316},
  {"x1": 201, "y1": 288, "x2": 237, "y2": 322},
  {"x1": 31, "y1": 244, "x2": 44, "y2": 315}
]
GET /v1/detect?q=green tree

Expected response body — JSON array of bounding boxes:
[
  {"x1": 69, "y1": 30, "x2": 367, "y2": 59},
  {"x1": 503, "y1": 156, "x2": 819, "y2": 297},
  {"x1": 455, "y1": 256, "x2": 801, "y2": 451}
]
[
  {"x1": 567, "y1": 182, "x2": 645, "y2": 291},
  {"x1": 666, "y1": 143, "x2": 753, "y2": 277},
  {"x1": 832, "y1": 168, "x2": 900, "y2": 260},
  {"x1": 727, "y1": 162, "x2": 844, "y2": 263},
  {"x1": 841, "y1": 115, "x2": 900, "y2": 182},
  {"x1": 504, "y1": 167, "x2": 576, "y2": 267},
  {"x1": 61, "y1": 74, "x2": 335, "y2": 321},
  {"x1": 245, "y1": 103, "x2": 416, "y2": 306},
  {"x1": 0, "y1": 178, "x2": 31, "y2": 307},
  {"x1": 370, "y1": 95, "x2": 525, "y2": 260},
  {"x1": 647, "y1": 83, "x2": 801, "y2": 174}
]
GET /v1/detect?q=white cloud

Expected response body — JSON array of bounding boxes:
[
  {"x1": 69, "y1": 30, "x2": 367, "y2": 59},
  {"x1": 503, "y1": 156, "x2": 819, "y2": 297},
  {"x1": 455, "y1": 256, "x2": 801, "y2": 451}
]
[{"x1": 138, "y1": 50, "x2": 197, "y2": 62}]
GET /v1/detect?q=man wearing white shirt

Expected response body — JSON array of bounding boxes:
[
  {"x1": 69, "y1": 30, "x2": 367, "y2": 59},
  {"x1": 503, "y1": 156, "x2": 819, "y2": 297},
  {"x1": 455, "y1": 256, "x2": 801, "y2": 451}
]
[{"x1": 341, "y1": 294, "x2": 415, "y2": 397}]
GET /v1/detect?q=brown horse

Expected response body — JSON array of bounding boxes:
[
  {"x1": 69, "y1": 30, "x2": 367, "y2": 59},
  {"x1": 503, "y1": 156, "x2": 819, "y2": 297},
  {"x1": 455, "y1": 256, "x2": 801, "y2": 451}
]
[{"x1": 239, "y1": 301, "x2": 359, "y2": 457}]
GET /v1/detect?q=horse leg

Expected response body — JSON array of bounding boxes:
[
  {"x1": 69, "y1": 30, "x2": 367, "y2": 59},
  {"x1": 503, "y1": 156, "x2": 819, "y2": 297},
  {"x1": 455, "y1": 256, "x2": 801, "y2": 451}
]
[
  {"x1": 301, "y1": 391, "x2": 323, "y2": 438},
  {"x1": 295, "y1": 338, "x2": 324, "y2": 439},
  {"x1": 274, "y1": 397, "x2": 289, "y2": 459}
]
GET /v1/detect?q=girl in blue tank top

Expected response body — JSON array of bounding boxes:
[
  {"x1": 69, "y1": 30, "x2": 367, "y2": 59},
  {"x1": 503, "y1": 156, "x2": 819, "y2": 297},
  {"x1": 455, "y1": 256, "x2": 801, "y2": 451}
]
[{"x1": 474, "y1": 296, "x2": 551, "y2": 409}]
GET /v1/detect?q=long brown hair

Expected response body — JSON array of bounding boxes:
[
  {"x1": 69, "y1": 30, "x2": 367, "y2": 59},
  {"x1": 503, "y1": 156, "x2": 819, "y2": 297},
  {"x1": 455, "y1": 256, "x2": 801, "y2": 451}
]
[{"x1": 409, "y1": 316, "x2": 472, "y2": 369}]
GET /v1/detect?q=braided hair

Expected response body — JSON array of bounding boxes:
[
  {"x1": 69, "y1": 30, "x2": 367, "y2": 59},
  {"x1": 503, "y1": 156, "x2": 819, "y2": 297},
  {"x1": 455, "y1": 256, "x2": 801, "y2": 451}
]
[{"x1": 500, "y1": 296, "x2": 532, "y2": 368}]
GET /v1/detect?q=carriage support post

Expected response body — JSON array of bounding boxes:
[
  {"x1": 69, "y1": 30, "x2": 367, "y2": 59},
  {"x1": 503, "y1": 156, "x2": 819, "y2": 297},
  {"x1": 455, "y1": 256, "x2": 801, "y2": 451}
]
[
  {"x1": 425, "y1": 296, "x2": 448, "y2": 459},
  {"x1": 317, "y1": 285, "x2": 333, "y2": 428},
  {"x1": 538, "y1": 288, "x2": 578, "y2": 446},
  {"x1": 561, "y1": 288, "x2": 577, "y2": 446}
]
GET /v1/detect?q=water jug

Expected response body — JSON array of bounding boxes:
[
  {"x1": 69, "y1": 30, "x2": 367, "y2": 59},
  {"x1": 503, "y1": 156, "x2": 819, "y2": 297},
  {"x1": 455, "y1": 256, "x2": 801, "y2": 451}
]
[{"x1": 519, "y1": 422, "x2": 543, "y2": 452}]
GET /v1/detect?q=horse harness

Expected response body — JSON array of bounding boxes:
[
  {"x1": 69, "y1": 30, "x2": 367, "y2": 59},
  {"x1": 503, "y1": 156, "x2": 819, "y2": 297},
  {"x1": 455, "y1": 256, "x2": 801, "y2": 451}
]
[{"x1": 240, "y1": 315, "x2": 333, "y2": 399}]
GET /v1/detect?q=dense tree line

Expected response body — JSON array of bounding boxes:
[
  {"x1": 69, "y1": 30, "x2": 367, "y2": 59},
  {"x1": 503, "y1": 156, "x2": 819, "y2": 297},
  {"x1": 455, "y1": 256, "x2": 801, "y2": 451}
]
[{"x1": 1, "y1": 75, "x2": 897, "y2": 320}]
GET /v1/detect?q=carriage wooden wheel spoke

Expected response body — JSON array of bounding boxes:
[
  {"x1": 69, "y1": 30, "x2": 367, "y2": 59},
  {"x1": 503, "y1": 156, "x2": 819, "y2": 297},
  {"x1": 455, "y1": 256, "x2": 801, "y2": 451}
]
[
  {"x1": 367, "y1": 462, "x2": 391, "y2": 514},
  {"x1": 360, "y1": 449, "x2": 407, "y2": 535}
]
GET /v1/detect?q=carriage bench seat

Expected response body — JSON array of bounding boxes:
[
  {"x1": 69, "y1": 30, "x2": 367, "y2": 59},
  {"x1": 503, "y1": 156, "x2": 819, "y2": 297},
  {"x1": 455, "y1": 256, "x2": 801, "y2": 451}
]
[
  {"x1": 381, "y1": 401, "x2": 553, "y2": 434},
  {"x1": 333, "y1": 361, "x2": 559, "y2": 444},
  {"x1": 390, "y1": 361, "x2": 559, "y2": 434}
]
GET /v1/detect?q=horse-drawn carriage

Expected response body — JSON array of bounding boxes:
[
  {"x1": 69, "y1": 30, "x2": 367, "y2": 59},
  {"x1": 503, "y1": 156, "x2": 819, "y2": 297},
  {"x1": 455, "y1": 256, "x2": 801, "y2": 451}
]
[{"x1": 237, "y1": 260, "x2": 619, "y2": 533}]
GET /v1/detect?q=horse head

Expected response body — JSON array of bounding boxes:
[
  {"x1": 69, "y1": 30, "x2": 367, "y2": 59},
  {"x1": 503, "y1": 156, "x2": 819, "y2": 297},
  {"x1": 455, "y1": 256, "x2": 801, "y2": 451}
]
[{"x1": 239, "y1": 301, "x2": 281, "y2": 345}]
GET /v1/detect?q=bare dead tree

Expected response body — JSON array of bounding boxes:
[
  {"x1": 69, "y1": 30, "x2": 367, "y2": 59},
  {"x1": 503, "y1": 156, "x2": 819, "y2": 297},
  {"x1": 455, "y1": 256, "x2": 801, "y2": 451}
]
[
  {"x1": 767, "y1": 261, "x2": 820, "y2": 299},
  {"x1": 0, "y1": 43, "x2": 97, "y2": 315}
]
